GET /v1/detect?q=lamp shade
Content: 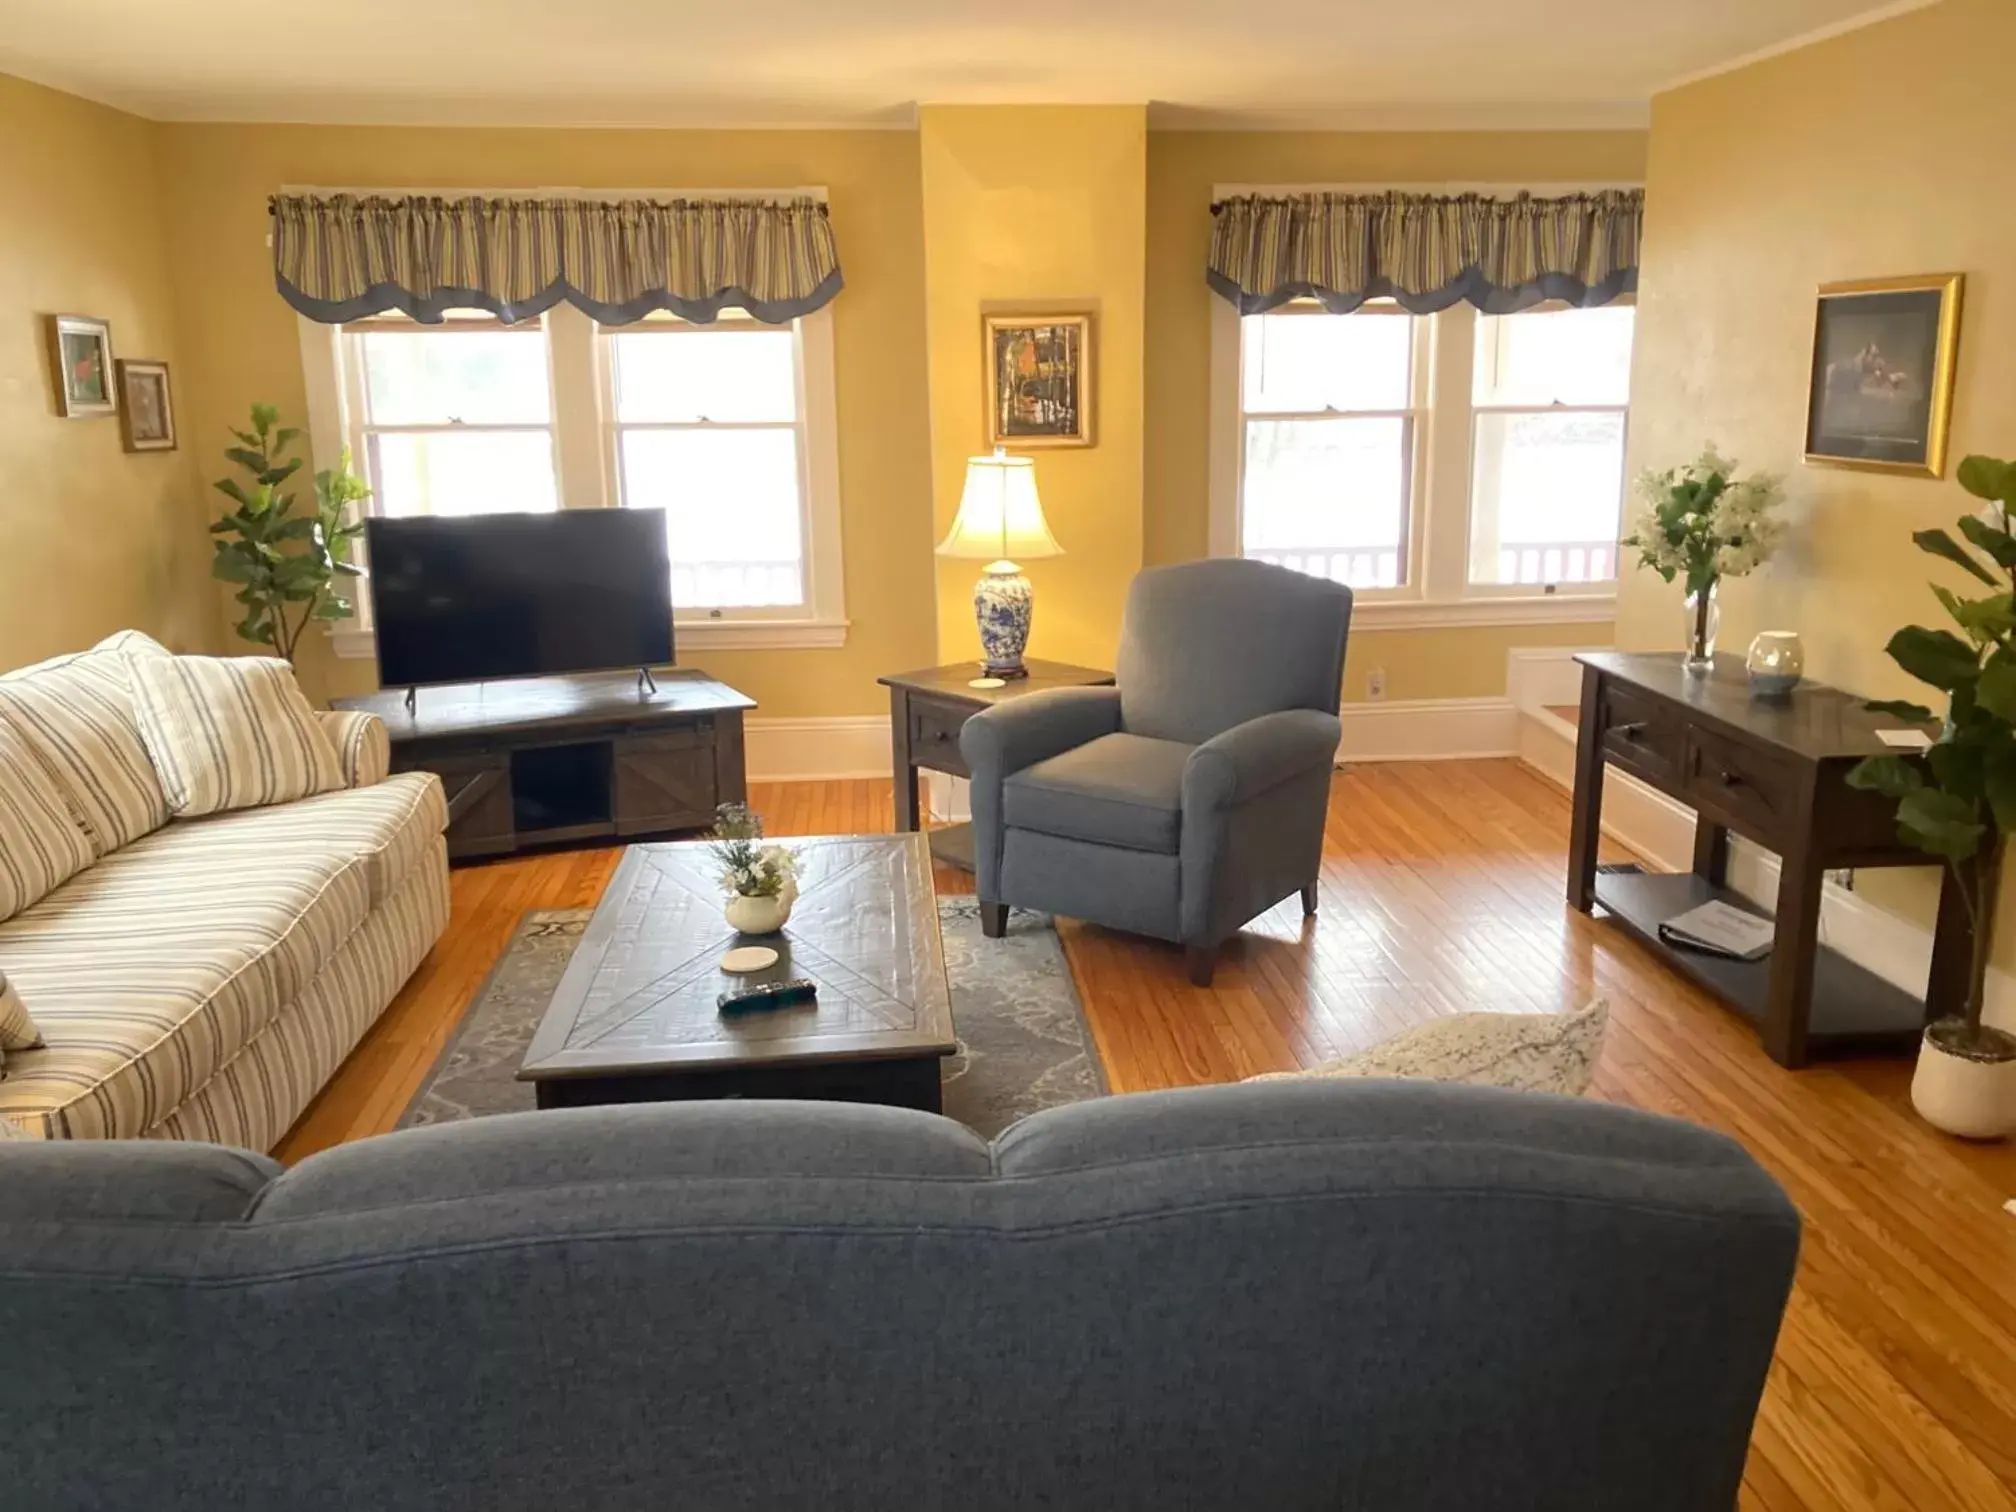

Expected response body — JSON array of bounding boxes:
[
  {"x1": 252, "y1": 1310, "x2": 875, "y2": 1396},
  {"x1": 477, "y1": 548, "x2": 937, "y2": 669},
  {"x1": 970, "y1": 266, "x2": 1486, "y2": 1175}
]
[{"x1": 936, "y1": 449, "x2": 1064, "y2": 563}]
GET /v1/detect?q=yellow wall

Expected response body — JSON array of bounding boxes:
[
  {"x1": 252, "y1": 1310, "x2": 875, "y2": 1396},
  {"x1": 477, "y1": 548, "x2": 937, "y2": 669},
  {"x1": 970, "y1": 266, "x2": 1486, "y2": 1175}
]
[
  {"x1": 1622, "y1": 0, "x2": 2014, "y2": 943},
  {"x1": 0, "y1": 76, "x2": 216, "y2": 666},
  {"x1": 151, "y1": 122, "x2": 937, "y2": 713},
  {"x1": 1144, "y1": 129, "x2": 1646, "y2": 702},
  {"x1": 919, "y1": 106, "x2": 1147, "y2": 671}
]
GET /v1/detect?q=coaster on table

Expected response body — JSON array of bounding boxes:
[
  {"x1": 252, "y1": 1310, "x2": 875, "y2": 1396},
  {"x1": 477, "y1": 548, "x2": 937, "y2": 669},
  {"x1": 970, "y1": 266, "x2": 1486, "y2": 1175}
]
[{"x1": 720, "y1": 946, "x2": 781, "y2": 974}]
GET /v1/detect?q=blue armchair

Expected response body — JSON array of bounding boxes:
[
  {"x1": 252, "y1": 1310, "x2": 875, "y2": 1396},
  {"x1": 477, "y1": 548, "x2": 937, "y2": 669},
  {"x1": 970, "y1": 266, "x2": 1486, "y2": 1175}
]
[{"x1": 963, "y1": 559, "x2": 1351, "y2": 984}]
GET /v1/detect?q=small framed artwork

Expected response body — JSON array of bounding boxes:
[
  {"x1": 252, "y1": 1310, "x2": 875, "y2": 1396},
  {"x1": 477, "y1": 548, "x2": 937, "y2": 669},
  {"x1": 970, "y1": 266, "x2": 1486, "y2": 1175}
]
[
  {"x1": 984, "y1": 313, "x2": 1093, "y2": 448},
  {"x1": 1804, "y1": 273, "x2": 1963, "y2": 477},
  {"x1": 45, "y1": 314, "x2": 117, "y2": 419},
  {"x1": 116, "y1": 359, "x2": 177, "y2": 451}
]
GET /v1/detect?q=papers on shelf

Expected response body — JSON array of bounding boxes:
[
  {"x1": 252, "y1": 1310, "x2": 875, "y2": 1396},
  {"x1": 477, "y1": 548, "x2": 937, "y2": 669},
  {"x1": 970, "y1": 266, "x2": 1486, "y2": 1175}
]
[
  {"x1": 1657, "y1": 900, "x2": 1775, "y2": 962},
  {"x1": 1876, "y1": 729, "x2": 1934, "y2": 750}
]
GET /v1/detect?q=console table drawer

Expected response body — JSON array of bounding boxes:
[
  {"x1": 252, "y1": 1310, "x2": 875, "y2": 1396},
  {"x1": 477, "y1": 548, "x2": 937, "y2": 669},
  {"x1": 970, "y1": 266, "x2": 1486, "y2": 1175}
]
[
  {"x1": 1684, "y1": 725, "x2": 1801, "y2": 840},
  {"x1": 908, "y1": 696, "x2": 971, "y2": 777},
  {"x1": 1600, "y1": 681, "x2": 1685, "y2": 784}
]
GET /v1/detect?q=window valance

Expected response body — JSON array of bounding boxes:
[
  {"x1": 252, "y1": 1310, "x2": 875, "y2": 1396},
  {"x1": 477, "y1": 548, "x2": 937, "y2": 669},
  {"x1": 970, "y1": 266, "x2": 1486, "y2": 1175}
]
[
  {"x1": 1207, "y1": 189, "x2": 1643, "y2": 317},
  {"x1": 271, "y1": 193, "x2": 843, "y2": 326}
]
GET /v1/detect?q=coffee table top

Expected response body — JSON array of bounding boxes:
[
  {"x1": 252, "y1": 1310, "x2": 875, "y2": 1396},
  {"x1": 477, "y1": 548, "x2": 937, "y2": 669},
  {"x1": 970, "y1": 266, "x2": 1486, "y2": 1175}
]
[{"x1": 519, "y1": 834, "x2": 955, "y2": 1085}]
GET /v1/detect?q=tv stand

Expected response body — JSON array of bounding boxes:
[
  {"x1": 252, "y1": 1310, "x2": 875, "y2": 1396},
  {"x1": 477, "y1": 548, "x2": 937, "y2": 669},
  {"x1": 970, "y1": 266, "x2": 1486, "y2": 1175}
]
[{"x1": 336, "y1": 669, "x2": 754, "y2": 863}]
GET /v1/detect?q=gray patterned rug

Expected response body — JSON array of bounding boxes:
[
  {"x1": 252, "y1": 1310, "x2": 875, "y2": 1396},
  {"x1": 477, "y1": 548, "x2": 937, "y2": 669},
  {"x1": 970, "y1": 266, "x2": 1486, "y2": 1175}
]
[{"x1": 400, "y1": 896, "x2": 1106, "y2": 1139}]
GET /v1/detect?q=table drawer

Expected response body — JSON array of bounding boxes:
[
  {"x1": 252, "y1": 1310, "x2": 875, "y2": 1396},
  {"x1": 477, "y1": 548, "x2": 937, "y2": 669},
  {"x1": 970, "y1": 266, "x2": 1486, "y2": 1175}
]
[
  {"x1": 1685, "y1": 724, "x2": 1801, "y2": 840},
  {"x1": 909, "y1": 695, "x2": 971, "y2": 777},
  {"x1": 1599, "y1": 681, "x2": 1685, "y2": 784}
]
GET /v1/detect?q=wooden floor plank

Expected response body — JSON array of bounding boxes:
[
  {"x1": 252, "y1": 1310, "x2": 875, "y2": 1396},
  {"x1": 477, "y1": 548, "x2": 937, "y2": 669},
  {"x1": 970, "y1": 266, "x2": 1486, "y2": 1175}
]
[{"x1": 272, "y1": 760, "x2": 2016, "y2": 1510}]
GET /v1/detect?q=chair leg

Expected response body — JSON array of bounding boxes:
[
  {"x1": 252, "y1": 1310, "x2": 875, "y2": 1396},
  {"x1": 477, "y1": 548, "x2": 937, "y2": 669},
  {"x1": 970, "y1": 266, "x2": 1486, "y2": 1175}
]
[
  {"x1": 1301, "y1": 882, "x2": 1320, "y2": 917},
  {"x1": 979, "y1": 901, "x2": 1009, "y2": 938},
  {"x1": 1186, "y1": 945, "x2": 1218, "y2": 988}
]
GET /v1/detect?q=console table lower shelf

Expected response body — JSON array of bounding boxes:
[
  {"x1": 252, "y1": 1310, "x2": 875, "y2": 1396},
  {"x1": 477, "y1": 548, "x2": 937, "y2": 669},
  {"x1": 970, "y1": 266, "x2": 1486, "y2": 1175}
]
[{"x1": 1592, "y1": 869, "x2": 1924, "y2": 1057}]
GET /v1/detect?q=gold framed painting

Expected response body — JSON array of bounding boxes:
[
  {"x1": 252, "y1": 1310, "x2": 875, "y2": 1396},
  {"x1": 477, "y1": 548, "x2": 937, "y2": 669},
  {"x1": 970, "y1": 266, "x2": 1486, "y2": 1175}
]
[
  {"x1": 116, "y1": 359, "x2": 177, "y2": 452},
  {"x1": 984, "y1": 313, "x2": 1093, "y2": 448},
  {"x1": 1803, "y1": 273, "x2": 1963, "y2": 477},
  {"x1": 45, "y1": 313, "x2": 117, "y2": 419}
]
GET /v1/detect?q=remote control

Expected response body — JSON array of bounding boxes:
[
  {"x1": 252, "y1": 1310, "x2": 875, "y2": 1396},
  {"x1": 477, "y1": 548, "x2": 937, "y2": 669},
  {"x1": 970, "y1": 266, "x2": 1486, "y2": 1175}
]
[{"x1": 717, "y1": 978, "x2": 819, "y2": 1014}]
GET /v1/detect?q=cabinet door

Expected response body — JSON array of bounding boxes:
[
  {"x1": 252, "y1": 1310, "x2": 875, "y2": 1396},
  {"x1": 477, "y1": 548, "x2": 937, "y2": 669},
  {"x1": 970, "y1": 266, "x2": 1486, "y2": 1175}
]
[
  {"x1": 402, "y1": 750, "x2": 514, "y2": 860},
  {"x1": 614, "y1": 729, "x2": 717, "y2": 835}
]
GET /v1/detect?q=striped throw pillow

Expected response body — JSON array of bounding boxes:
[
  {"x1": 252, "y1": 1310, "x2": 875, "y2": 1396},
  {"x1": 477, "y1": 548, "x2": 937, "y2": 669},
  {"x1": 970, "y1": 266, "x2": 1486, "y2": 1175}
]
[
  {"x1": 0, "y1": 714, "x2": 97, "y2": 923},
  {"x1": 129, "y1": 656, "x2": 344, "y2": 817},
  {"x1": 1, "y1": 970, "x2": 44, "y2": 1053},
  {"x1": 0, "y1": 630, "x2": 174, "y2": 855}
]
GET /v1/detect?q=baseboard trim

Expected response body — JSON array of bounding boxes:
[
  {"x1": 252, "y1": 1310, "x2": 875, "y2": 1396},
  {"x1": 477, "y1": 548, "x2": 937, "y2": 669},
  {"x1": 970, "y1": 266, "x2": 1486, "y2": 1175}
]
[
  {"x1": 1517, "y1": 705, "x2": 2015, "y2": 1035},
  {"x1": 1338, "y1": 697, "x2": 1518, "y2": 763},
  {"x1": 744, "y1": 716, "x2": 890, "y2": 782}
]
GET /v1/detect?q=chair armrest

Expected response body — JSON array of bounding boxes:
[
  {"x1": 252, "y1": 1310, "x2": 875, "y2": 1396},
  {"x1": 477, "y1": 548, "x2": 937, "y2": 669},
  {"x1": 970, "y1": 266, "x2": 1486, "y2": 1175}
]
[
  {"x1": 960, "y1": 687, "x2": 1124, "y2": 781},
  {"x1": 316, "y1": 709, "x2": 391, "y2": 789},
  {"x1": 1183, "y1": 709, "x2": 1342, "y2": 813},
  {"x1": 961, "y1": 687, "x2": 1123, "y2": 898}
]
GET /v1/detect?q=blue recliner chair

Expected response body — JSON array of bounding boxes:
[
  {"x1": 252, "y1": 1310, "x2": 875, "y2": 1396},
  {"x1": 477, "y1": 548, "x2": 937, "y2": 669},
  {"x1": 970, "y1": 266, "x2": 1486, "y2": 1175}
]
[{"x1": 963, "y1": 558, "x2": 1351, "y2": 984}]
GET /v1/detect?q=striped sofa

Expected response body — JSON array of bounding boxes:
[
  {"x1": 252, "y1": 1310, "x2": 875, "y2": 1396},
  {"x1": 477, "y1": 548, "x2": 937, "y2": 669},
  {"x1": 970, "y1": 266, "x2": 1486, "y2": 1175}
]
[{"x1": 0, "y1": 632, "x2": 449, "y2": 1150}]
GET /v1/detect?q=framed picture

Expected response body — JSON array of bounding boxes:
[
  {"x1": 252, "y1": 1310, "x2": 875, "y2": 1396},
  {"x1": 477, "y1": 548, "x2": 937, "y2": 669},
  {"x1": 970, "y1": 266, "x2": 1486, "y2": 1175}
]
[
  {"x1": 1804, "y1": 273, "x2": 1963, "y2": 477},
  {"x1": 45, "y1": 314, "x2": 117, "y2": 419},
  {"x1": 984, "y1": 313, "x2": 1093, "y2": 448},
  {"x1": 116, "y1": 359, "x2": 177, "y2": 452}
]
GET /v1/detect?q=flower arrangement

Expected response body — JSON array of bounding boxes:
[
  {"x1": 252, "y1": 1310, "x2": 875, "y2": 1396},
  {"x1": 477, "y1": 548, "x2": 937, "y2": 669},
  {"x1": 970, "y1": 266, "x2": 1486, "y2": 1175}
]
[
  {"x1": 1624, "y1": 445, "x2": 1786, "y2": 666},
  {"x1": 706, "y1": 802, "x2": 800, "y2": 900}
]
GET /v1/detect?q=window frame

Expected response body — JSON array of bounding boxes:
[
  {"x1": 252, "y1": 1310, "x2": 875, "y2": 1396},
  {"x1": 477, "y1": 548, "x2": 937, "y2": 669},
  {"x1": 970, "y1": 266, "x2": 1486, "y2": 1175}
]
[
  {"x1": 1206, "y1": 180, "x2": 1635, "y2": 631},
  {"x1": 295, "y1": 190, "x2": 847, "y2": 659},
  {"x1": 1232, "y1": 301, "x2": 1431, "y2": 601}
]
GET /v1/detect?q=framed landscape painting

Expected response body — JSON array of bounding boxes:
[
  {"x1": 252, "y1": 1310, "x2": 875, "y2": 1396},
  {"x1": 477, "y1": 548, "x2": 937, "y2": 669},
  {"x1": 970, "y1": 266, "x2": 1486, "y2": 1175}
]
[
  {"x1": 117, "y1": 359, "x2": 177, "y2": 451},
  {"x1": 1804, "y1": 273, "x2": 1963, "y2": 477},
  {"x1": 46, "y1": 313, "x2": 116, "y2": 419},
  {"x1": 985, "y1": 313, "x2": 1093, "y2": 448}
]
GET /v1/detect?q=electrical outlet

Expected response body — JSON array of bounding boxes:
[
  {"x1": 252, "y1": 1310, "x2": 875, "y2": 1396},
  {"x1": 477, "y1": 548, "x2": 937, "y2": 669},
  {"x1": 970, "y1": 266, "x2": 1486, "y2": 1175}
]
[{"x1": 1366, "y1": 667, "x2": 1387, "y2": 701}]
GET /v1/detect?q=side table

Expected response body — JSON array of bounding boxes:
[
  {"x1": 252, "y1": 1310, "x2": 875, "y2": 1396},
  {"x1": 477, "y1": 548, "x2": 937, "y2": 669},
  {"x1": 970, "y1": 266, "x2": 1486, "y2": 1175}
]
[{"x1": 878, "y1": 659, "x2": 1115, "y2": 871}]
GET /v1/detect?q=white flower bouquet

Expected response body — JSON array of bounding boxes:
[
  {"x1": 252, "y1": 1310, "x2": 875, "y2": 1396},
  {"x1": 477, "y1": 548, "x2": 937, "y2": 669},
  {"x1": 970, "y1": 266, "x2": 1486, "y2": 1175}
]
[{"x1": 1623, "y1": 445, "x2": 1786, "y2": 663}]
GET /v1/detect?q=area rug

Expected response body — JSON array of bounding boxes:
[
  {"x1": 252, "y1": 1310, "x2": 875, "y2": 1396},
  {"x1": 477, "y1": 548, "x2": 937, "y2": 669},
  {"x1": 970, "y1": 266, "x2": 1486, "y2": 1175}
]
[{"x1": 399, "y1": 896, "x2": 1106, "y2": 1139}]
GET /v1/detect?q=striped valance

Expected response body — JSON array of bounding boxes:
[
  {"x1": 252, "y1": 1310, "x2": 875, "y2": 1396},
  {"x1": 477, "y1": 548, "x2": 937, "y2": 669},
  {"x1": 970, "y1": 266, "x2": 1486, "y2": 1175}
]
[
  {"x1": 271, "y1": 193, "x2": 843, "y2": 326},
  {"x1": 1208, "y1": 189, "x2": 1643, "y2": 317}
]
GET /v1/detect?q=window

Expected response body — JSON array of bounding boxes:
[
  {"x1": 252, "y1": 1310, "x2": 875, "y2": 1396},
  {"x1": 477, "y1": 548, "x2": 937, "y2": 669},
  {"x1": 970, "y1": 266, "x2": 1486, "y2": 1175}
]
[
  {"x1": 346, "y1": 314, "x2": 559, "y2": 518},
  {"x1": 606, "y1": 315, "x2": 808, "y2": 611},
  {"x1": 1237, "y1": 306, "x2": 1422, "y2": 590},
  {"x1": 1468, "y1": 305, "x2": 1634, "y2": 589},
  {"x1": 308, "y1": 263, "x2": 845, "y2": 653},
  {"x1": 1211, "y1": 278, "x2": 1635, "y2": 625}
]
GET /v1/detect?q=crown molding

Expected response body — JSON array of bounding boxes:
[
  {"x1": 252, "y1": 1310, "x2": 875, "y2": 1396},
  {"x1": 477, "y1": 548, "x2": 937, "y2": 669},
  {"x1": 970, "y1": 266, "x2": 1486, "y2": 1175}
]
[
  {"x1": 1658, "y1": 0, "x2": 1942, "y2": 95},
  {"x1": 1147, "y1": 101, "x2": 1651, "y2": 133}
]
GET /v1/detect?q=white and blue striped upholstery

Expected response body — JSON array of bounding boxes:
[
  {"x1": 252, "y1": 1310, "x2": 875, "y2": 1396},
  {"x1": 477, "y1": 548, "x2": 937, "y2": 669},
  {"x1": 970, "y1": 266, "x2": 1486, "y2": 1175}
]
[
  {"x1": 0, "y1": 630, "x2": 174, "y2": 855},
  {"x1": 0, "y1": 774, "x2": 445, "y2": 1143},
  {"x1": 129, "y1": 654, "x2": 342, "y2": 818}
]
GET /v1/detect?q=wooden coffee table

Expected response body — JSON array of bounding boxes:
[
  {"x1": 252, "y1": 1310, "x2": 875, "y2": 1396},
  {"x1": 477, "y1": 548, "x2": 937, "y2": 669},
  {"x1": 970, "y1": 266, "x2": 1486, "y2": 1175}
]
[{"x1": 518, "y1": 834, "x2": 958, "y2": 1111}]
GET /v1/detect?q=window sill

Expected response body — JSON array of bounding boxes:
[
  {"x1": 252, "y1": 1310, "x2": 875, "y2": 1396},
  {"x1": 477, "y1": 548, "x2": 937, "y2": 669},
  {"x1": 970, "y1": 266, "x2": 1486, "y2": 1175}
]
[
  {"x1": 1350, "y1": 595, "x2": 1615, "y2": 631},
  {"x1": 329, "y1": 618, "x2": 849, "y2": 662}
]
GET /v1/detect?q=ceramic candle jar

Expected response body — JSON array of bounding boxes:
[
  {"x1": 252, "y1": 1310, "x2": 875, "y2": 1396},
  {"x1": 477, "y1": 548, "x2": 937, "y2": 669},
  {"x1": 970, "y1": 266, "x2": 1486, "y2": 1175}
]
[{"x1": 1746, "y1": 631, "x2": 1805, "y2": 698}]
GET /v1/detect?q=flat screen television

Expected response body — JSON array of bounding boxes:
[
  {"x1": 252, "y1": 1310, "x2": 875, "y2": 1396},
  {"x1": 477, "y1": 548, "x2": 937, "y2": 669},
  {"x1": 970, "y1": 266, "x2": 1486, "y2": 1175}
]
[{"x1": 365, "y1": 510, "x2": 673, "y2": 689}]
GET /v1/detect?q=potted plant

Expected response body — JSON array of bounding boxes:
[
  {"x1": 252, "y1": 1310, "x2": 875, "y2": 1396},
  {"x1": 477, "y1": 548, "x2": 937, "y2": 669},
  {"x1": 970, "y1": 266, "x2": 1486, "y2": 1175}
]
[
  {"x1": 211, "y1": 403, "x2": 369, "y2": 662},
  {"x1": 708, "y1": 803, "x2": 802, "y2": 936},
  {"x1": 1846, "y1": 454, "x2": 2016, "y2": 1138},
  {"x1": 1623, "y1": 445, "x2": 1787, "y2": 669}
]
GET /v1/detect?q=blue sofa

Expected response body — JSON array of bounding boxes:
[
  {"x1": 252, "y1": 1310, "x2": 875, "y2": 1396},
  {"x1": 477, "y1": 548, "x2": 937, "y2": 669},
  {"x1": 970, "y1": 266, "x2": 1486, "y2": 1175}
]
[{"x1": 0, "y1": 1082, "x2": 1798, "y2": 1510}]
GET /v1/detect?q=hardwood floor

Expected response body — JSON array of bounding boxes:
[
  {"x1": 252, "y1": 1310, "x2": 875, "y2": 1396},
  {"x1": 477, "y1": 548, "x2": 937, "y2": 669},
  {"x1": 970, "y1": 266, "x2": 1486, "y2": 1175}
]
[{"x1": 275, "y1": 760, "x2": 2016, "y2": 1511}]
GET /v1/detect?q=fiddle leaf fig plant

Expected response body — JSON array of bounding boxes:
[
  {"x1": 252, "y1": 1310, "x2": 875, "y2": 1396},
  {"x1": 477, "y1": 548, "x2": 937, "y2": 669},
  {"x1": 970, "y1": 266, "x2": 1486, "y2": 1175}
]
[
  {"x1": 210, "y1": 403, "x2": 369, "y2": 662},
  {"x1": 1847, "y1": 453, "x2": 2016, "y2": 1065}
]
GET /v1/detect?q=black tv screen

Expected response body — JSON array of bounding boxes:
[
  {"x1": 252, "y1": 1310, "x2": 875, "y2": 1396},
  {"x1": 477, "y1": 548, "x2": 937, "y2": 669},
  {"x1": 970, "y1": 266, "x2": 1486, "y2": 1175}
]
[{"x1": 366, "y1": 510, "x2": 673, "y2": 688}]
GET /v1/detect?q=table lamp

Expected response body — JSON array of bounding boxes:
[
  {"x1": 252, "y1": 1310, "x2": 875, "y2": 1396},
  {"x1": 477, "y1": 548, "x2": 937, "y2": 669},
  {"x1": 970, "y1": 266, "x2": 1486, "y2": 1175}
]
[{"x1": 936, "y1": 448, "x2": 1064, "y2": 686}]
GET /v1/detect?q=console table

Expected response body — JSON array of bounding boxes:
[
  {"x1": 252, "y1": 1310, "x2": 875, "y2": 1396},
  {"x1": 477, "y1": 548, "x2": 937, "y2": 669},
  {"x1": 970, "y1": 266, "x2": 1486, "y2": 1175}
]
[
  {"x1": 1567, "y1": 651, "x2": 1960, "y2": 1068},
  {"x1": 878, "y1": 660, "x2": 1114, "y2": 870},
  {"x1": 336, "y1": 670, "x2": 753, "y2": 862}
]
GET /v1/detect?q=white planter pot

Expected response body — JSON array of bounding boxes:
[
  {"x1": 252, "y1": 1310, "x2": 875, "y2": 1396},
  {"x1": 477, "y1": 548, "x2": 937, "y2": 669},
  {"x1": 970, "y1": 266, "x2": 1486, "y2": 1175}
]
[
  {"x1": 1910, "y1": 1025, "x2": 2016, "y2": 1140},
  {"x1": 724, "y1": 890, "x2": 793, "y2": 936}
]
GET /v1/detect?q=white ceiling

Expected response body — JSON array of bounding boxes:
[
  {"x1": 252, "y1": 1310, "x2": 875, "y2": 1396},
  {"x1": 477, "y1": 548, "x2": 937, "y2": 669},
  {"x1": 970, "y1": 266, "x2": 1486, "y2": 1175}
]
[{"x1": 0, "y1": 0, "x2": 1930, "y2": 128}]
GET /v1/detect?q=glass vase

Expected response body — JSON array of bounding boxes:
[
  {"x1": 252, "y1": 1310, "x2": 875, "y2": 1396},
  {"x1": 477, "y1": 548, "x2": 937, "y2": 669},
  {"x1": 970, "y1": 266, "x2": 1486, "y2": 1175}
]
[{"x1": 1683, "y1": 580, "x2": 1720, "y2": 672}]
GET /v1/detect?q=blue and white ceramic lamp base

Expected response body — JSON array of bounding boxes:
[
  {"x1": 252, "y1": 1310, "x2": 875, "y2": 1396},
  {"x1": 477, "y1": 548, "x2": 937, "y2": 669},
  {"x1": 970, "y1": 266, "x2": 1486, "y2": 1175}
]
[{"x1": 973, "y1": 561, "x2": 1034, "y2": 678}]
